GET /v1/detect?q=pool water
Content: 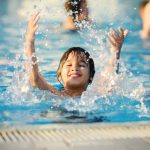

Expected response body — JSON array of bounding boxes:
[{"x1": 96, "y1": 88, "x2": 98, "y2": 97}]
[{"x1": 0, "y1": 0, "x2": 150, "y2": 126}]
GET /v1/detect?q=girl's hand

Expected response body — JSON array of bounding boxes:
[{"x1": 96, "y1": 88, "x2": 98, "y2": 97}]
[
  {"x1": 26, "y1": 12, "x2": 40, "y2": 43},
  {"x1": 108, "y1": 27, "x2": 128, "y2": 59}
]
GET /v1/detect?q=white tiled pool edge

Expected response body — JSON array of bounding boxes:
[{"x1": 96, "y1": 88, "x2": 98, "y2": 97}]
[{"x1": 0, "y1": 121, "x2": 150, "y2": 150}]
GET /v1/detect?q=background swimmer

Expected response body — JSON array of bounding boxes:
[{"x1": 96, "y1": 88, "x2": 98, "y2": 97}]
[
  {"x1": 25, "y1": 12, "x2": 128, "y2": 97},
  {"x1": 0, "y1": 60, "x2": 8, "y2": 65},
  {"x1": 139, "y1": 0, "x2": 150, "y2": 39},
  {"x1": 63, "y1": 0, "x2": 89, "y2": 30}
]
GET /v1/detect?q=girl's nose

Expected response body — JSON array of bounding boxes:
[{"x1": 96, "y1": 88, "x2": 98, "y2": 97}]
[{"x1": 71, "y1": 64, "x2": 78, "y2": 71}]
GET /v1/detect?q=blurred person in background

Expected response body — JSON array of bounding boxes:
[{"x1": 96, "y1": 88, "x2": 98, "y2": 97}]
[
  {"x1": 63, "y1": 0, "x2": 89, "y2": 31},
  {"x1": 139, "y1": 0, "x2": 150, "y2": 39}
]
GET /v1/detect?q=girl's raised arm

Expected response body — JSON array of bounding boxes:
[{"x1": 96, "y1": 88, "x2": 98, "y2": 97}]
[
  {"x1": 99, "y1": 27, "x2": 128, "y2": 94},
  {"x1": 107, "y1": 27, "x2": 128, "y2": 74},
  {"x1": 25, "y1": 13, "x2": 60, "y2": 95}
]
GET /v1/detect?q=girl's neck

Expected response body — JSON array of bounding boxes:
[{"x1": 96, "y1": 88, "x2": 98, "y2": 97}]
[{"x1": 62, "y1": 87, "x2": 85, "y2": 97}]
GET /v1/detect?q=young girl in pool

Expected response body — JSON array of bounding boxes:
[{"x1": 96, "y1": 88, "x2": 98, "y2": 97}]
[{"x1": 25, "y1": 12, "x2": 128, "y2": 97}]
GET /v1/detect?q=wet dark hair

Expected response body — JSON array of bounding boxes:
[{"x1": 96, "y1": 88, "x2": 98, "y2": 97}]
[
  {"x1": 57, "y1": 47, "x2": 95, "y2": 84},
  {"x1": 65, "y1": 0, "x2": 88, "y2": 20},
  {"x1": 139, "y1": 0, "x2": 149, "y2": 10}
]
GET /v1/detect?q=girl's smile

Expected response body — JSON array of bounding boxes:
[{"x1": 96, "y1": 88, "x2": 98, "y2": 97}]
[{"x1": 68, "y1": 73, "x2": 82, "y2": 78}]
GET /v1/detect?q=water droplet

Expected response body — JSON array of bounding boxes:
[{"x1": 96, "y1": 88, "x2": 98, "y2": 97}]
[{"x1": 45, "y1": 43, "x2": 48, "y2": 47}]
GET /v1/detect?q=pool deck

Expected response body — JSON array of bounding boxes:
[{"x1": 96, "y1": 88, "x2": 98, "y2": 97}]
[{"x1": 0, "y1": 121, "x2": 150, "y2": 150}]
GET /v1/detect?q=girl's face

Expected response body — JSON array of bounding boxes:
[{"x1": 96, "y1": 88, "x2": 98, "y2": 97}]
[{"x1": 60, "y1": 52, "x2": 90, "y2": 90}]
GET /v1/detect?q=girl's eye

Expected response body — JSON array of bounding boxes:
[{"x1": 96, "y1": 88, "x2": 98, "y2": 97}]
[
  {"x1": 66, "y1": 64, "x2": 72, "y2": 66},
  {"x1": 79, "y1": 64, "x2": 86, "y2": 67}
]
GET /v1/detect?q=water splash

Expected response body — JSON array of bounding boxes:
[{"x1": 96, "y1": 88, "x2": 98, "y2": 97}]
[
  {"x1": 0, "y1": 0, "x2": 149, "y2": 124},
  {"x1": 0, "y1": 54, "x2": 39, "y2": 105}
]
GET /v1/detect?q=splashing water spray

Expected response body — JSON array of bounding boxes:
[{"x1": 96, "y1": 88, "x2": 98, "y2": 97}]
[{"x1": 1, "y1": 0, "x2": 148, "y2": 120}]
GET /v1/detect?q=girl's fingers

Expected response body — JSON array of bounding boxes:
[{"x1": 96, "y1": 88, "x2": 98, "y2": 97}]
[
  {"x1": 124, "y1": 29, "x2": 128, "y2": 37},
  {"x1": 31, "y1": 12, "x2": 40, "y2": 19},
  {"x1": 33, "y1": 12, "x2": 40, "y2": 21},
  {"x1": 29, "y1": 12, "x2": 40, "y2": 24},
  {"x1": 27, "y1": 21, "x2": 39, "y2": 34},
  {"x1": 109, "y1": 31, "x2": 117, "y2": 41},
  {"x1": 33, "y1": 25, "x2": 39, "y2": 32},
  {"x1": 108, "y1": 39, "x2": 120, "y2": 57},
  {"x1": 111, "y1": 28, "x2": 119, "y2": 38},
  {"x1": 118, "y1": 27, "x2": 124, "y2": 38},
  {"x1": 33, "y1": 15, "x2": 40, "y2": 26},
  {"x1": 109, "y1": 31, "x2": 120, "y2": 41},
  {"x1": 30, "y1": 14, "x2": 37, "y2": 21},
  {"x1": 28, "y1": 13, "x2": 40, "y2": 30},
  {"x1": 108, "y1": 33, "x2": 117, "y2": 45},
  {"x1": 118, "y1": 26, "x2": 123, "y2": 32},
  {"x1": 110, "y1": 28, "x2": 125, "y2": 42},
  {"x1": 108, "y1": 27, "x2": 128, "y2": 59},
  {"x1": 109, "y1": 31, "x2": 122, "y2": 47},
  {"x1": 108, "y1": 38, "x2": 116, "y2": 47}
]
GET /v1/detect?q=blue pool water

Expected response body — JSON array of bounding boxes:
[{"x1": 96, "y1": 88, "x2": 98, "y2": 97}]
[{"x1": 0, "y1": 0, "x2": 150, "y2": 126}]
